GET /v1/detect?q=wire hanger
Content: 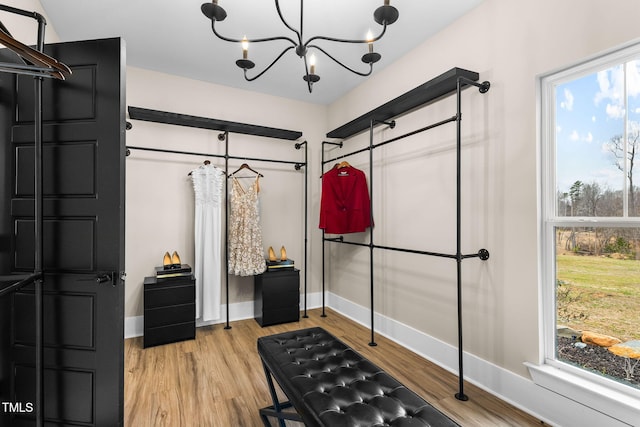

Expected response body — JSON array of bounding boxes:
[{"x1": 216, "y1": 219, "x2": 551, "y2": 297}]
[
  {"x1": 228, "y1": 163, "x2": 264, "y2": 178},
  {"x1": 0, "y1": 26, "x2": 71, "y2": 80}
]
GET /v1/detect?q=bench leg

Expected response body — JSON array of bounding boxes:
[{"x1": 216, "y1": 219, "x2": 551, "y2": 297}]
[{"x1": 261, "y1": 359, "x2": 301, "y2": 427}]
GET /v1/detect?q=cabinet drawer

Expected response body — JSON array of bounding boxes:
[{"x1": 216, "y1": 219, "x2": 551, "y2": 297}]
[
  {"x1": 145, "y1": 284, "x2": 194, "y2": 309},
  {"x1": 144, "y1": 321, "x2": 195, "y2": 348},
  {"x1": 260, "y1": 307, "x2": 299, "y2": 327},
  {"x1": 261, "y1": 290, "x2": 299, "y2": 310},
  {"x1": 259, "y1": 271, "x2": 299, "y2": 288},
  {"x1": 145, "y1": 303, "x2": 195, "y2": 329}
]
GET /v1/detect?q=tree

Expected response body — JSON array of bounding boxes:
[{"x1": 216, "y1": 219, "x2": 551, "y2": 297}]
[
  {"x1": 581, "y1": 182, "x2": 602, "y2": 217},
  {"x1": 607, "y1": 126, "x2": 639, "y2": 215},
  {"x1": 569, "y1": 180, "x2": 583, "y2": 216},
  {"x1": 564, "y1": 181, "x2": 584, "y2": 251}
]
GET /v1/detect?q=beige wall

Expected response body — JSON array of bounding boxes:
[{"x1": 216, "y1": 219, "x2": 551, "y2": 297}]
[
  {"x1": 326, "y1": 0, "x2": 640, "y2": 379},
  {"x1": 124, "y1": 67, "x2": 327, "y2": 319}
]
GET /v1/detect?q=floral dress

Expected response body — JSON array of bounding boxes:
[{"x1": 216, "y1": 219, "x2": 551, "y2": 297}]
[{"x1": 228, "y1": 176, "x2": 266, "y2": 276}]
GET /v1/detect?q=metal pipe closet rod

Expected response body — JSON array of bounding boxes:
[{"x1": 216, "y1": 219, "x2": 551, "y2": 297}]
[
  {"x1": 322, "y1": 115, "x2": 457, "y2": 166},
  {"x1": 324, "y1": 237, "x2": 489, "y2": 260},
  {"x1": 126, "y1": 145, "x2": 306, "y2": 167}
]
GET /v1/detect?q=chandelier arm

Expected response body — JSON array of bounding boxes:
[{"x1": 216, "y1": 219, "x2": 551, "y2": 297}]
[
  {"x1": 308, "y1": 45, "x2": 374, "y2": 77},
  {"x1": 302, "y1": 54, "x2": 313, "y2": 93},
  {"x1": 211, "y1": 20, "x2": 297, "y2": 46},
  {"x1": 304, "y1": 23, "x2": 388, "y2": 48},
  {"x1": 275, "y1": 0, "x2": 302, "y2": 46},
  {"x1": 243, "y1": 45, "x2": 295, "y2": 82}
]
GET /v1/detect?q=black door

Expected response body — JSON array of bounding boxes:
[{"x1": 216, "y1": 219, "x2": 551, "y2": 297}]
[{"x1": 0, "y1": 38, "x2": 125, "y2": 426}]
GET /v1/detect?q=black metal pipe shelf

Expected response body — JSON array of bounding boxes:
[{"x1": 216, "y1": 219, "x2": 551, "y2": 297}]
[
  {"x1": 127, "y1": 110, "x2": 310, "y2": 326},
  {"x1": 0, "y1": 5, "x2": 49, "y2": 425},
  {"x1": 128, "y1": 106, "x2": 303, "y2": 141},
  {"x1": 326, "y1": 67, "x2": 481, "y2": 139},
  {"x1": 320, "y1": 68, "x2": 491, "y2": 403}
]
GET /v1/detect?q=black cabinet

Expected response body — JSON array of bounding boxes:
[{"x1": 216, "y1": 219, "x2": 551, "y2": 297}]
[
  {"x1": 143, "y1": 275, "x2": 195, "y2": 348},
  {"x1": 254, "y1": 269, "x2": 300, "y2": 327}
]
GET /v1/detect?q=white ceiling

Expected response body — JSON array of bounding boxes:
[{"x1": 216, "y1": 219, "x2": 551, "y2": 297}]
[{"x1": 39, "y1": 0, "x2": 483, "y2": 105}]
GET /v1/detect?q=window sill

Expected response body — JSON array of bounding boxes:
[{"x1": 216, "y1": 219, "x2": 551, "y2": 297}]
[{"x1": 525, "y1": 362, "x2": 640, "y2": 426}]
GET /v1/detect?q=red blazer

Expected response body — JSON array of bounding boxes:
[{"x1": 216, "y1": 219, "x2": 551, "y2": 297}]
[{"x1": 319, "y1": 166, "x2": 372, "y2": 234}]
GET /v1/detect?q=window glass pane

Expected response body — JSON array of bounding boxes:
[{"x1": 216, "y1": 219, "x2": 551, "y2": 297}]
[
  {"x1": 555, "y1": 66, "x2": 625, "y2": 217},
  {"x1": 555, "y1": 226, "x2": 640, "y2": 389},
  {"x1": 627, "y1": 60, "x2": 640, "y2": 217}
]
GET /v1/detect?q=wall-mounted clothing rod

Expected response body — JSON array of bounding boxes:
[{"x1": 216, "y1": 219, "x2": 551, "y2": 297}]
[
  {"x1": 323, "y1": 115, "x2": 457, "y2": 166},
  {"x1": 323, "y1": 236, "x2": 489, "y2": 261},
  {"x1": 126, "y1": 145, "x2": 306, "y2": 169}
]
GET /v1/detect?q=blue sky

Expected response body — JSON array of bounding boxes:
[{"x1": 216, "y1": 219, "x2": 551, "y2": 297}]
[{"x1": 555, "y1": 60, "x2": 640, "y2": 194}]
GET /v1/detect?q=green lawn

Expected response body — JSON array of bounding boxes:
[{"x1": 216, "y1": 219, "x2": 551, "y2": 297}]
[{"x1": 557, "y1": 254, "x2": 640, "y2": 341}]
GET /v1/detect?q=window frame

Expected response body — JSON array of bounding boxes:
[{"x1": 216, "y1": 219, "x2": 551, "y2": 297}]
[{"x1": 535, "y1": 38, "x2": 640, "y2": 421}]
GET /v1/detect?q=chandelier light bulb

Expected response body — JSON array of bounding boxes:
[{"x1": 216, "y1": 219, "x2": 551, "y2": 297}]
[
  {"x1": 366, "y1": 30, "x2": 374, "y2": 53},
  {"x1": 241, "y1": 36, "x2": 249, "y2": 59},
  {"x1": 309, "y1": 54, "x2": 316, "y2": 75}
]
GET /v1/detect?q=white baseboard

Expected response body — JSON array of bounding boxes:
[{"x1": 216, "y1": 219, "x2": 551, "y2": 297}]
[
  {"x1": 125, "y1": 291, "x2": 632, "y2": 426},
  {"x1": 124, "y1": 291, "x2": 325, "y2": 339}
]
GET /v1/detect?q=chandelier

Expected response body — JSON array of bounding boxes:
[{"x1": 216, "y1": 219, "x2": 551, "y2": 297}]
[{"x1": 201, "y1": 0, "x2": 399, "y2": 93}]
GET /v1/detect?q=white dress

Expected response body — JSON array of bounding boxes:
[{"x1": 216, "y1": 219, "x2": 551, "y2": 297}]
[
  {"x1": 228, "y1": 176, "x2": 267, "y2": 276},
  {"x1": 191, "y1": 163, "x2": 225, "y2": 321}
]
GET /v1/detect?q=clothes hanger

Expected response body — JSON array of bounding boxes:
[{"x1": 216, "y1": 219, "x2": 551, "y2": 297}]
[
  {"x1": 319, "y1": 161, "x2": 351, "y2": 179},
  {"x1": 0, "y1": 27, "x2": 71, "y2": 79},
  {"x1": 0, "y1": 62, "x2": 64, "y2": 79},
  {"x1": 0, "y1": 27, "x2": 72, "y2": 74},
  {"x1": 188, "y1": 159, "x2": 214, "y2": 176},
  {"x1": 228, "y1": 163, "x2": 264, "y2": 178}
]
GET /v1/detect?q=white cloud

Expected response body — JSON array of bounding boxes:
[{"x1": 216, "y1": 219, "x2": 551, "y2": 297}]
[
  {"x1": 569, "y1": 130, "x2": 594, "y2": 143},
  {"x1": 570, "y1": 130, "x2": 580, "y2": 141},
  {"x1": 606, "y1": 103, "x2": 625, "y2": 119},
  {"x1": 557, "y1": 125, "x2": 562, "y2": 133},
  {"x1": 592, "y1": 115, "x2": 597, "y2": 122},
  {"x1": 595, "y1": 66, "x2": 625, "y2": 119},
  {"x1": 560, "y1": 88, "x2": 574, "y2": 111}
]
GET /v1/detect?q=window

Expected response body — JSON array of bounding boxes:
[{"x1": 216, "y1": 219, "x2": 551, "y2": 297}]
[{"x1": 540, "y1": 42, "x2": 640, "y2": 400}]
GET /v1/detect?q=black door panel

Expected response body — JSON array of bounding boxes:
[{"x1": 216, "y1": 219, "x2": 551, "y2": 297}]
[{"x1": 0, "y1": 37, "x2": 125, "y2": 426}]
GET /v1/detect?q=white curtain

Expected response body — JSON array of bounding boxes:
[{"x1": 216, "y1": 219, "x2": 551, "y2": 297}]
[{"x1": 191, "y1": 163, "x2": 224, "y2": 321}]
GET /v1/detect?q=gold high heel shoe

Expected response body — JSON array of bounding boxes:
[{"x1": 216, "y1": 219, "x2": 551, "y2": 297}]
[
  {"x1": 268, "y1": 246, "x2": 277, "y2": 262},
  {"x1": 171, "y1": 251, "x2": 181, "y2": 267},
  {"x1": 163, "y1": 252, "x2": 172, "y2": 269},
  {"x1": 280, "y1": 246, "x2": 287, "y2": 261}
]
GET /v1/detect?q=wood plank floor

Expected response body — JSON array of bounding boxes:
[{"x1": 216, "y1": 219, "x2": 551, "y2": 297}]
[{"x1": 125, "y1": 308, "x2": 545, "y2": 426}]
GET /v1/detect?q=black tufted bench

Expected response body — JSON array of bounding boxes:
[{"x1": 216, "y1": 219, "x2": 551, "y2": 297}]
[{"x1": 257, "y1": 327, "x2": 460, "y2": 427}]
